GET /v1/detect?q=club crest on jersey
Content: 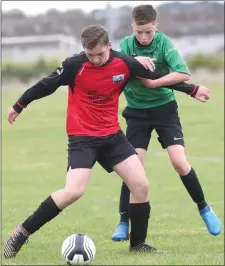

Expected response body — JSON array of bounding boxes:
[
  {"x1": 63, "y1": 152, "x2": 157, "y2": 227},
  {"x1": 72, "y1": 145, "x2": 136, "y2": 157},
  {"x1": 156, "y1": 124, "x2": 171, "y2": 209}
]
[{"x1": 113, "y1": 74, "x2": 125, "y2": 83}]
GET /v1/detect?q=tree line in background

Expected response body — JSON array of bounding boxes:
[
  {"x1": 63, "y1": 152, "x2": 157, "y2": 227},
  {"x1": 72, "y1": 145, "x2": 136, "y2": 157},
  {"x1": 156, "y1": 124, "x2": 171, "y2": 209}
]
[{"x1": 2, "y1": 53, "x2": 224, "y2": 84}]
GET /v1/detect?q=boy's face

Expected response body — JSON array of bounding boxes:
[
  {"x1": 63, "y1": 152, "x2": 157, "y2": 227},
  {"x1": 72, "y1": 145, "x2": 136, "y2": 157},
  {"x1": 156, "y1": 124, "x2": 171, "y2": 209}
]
[
  {"x1": 132, "y1": 21, "x2": 158, "y2": 45},
  {"x1": 84, "y1": 42, "x2": 112, "y2": 66}
]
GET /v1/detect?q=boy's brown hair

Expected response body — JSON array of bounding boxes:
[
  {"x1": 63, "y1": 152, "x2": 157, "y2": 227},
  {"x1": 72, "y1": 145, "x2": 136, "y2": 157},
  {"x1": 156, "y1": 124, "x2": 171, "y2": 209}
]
[
  {"x1": 81, "y1": 25, "x2": 109, "y2": 49},
  {"x1": 132, "y1": 5, "x2": 157, "y2": 25}
]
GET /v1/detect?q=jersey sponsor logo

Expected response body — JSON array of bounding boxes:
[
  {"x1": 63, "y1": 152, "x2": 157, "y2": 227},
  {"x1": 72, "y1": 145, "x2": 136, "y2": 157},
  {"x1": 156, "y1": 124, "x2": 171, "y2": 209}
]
[
  {"x1": 87, "y1": 90, "x2": 117, "y2": 104},
  {"x1": 113, "y1": 74, "x2": 125, "y2": 83}
]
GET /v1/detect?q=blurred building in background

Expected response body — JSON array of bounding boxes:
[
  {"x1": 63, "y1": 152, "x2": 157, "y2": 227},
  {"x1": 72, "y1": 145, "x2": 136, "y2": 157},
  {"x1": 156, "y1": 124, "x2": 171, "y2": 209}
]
[
  {"x1": 2, "y1": 34, "x2": 82, "y2": 62},
  {"x1": 170, "y1": 34, "x2": 224, "y2": 57},
  {"x1": 1, "y1": 1, "x2": 224, "y2": 62}
]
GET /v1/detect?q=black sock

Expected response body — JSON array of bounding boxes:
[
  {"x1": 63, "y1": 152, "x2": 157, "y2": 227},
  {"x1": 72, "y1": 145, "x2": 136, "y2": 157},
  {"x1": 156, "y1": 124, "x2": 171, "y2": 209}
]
[
  {"x1": 180, "y1": 168, "x2": 207, "y2": 211},
  {"x1": 22, "y1": 196, "x2": 62, "y2": 234},
  {"x1": 129, "y1": 202, "x2": 150, "y2": 248},
  {"x1": 119, "y1": 182, "x2": 130, "y2": 223}
]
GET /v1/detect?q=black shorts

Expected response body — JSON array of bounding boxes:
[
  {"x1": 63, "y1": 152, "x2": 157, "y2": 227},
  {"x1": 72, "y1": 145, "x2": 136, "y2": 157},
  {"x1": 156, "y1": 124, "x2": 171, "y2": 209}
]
[
  {"x1": 122, "y1": 100, "x2": 184, "y2": 150},
  {"x1": 67, "y1": 130, "x2": 136, "y2": 173}
]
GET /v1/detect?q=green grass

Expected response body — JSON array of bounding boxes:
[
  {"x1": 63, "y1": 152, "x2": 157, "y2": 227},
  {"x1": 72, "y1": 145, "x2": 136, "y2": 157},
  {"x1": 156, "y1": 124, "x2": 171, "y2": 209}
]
[{"x1": 1, "y1": 81, "x2": 224, "y2": 265}]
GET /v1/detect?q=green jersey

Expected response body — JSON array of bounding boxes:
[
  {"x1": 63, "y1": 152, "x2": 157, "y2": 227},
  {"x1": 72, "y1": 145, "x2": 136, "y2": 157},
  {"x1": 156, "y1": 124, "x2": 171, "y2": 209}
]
[{"x1": 119, "y1": 31, "x2": 190, "y2": 108}]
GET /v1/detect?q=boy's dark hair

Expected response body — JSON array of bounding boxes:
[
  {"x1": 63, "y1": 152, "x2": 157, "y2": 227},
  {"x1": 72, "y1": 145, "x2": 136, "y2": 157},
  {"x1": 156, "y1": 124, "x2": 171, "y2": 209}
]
[
  {"x1": 132, "y1": 5, "x2": 157, "y2": 25},
  {"x1": 81, "y1": 25, "x2": 109, "y2": 49}
]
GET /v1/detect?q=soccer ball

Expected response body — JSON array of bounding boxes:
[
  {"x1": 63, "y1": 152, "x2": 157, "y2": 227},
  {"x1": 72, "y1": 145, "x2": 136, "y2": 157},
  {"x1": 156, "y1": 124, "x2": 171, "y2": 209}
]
[{"x1": 61, "y1": 233, "x2": 96, "y2": 265}]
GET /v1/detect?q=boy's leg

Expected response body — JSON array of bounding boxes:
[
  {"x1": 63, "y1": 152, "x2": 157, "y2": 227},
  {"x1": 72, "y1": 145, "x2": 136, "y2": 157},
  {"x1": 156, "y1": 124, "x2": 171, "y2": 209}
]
[
  {"x1": 113, "y1": 154, "x2": 158, "y2": 252},
  {"x1": 119, "y1": 148, "x2": 148, "y2": 223},
  {"x1": 98, "y1": 131, "x2": 159, "y2": 252},
  {"x1": 155, "y1": 101, "x2": 222, "y2": 236},
  {"x1": 111, "y1": 148, "x2": 148, "y2": 242},
  {"x1": 167, "y1": 144, "x2": 222, "y2": 236},
  {"x1": 4, "y1": 136, "x2": 97, "y2": 259},
  {"x1": 111, "y1": 182, "x2": 130, "y2": 241},
  {"x1": 4, "y1": 168, "x2": 91, "y2": 259},
  {"x1": 111, "y1": 110, "x2": 152, "y2": 241}
]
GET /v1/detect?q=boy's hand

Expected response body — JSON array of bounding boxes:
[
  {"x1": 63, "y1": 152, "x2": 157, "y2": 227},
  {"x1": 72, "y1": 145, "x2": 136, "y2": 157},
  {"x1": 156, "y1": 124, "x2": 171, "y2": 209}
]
[
  {"x1": 8, "y1": 108, "x2": 19, "y2": 124},
  {"x1": 135, "y1": 56, "x2": 156, "y2": 72},
  {"x1": 194, "y1": 86, "x2": 211, "y2": 103}
]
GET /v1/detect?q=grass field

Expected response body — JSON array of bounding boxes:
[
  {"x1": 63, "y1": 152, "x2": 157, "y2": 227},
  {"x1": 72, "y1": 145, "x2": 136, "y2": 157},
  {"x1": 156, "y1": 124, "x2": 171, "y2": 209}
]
[{"x1": 1, "y1": 79, "x2": 224, "y2": 265}]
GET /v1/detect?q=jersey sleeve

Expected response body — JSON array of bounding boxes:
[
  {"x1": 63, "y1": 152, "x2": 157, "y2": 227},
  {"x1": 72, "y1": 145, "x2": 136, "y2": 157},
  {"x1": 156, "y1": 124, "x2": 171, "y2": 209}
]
[
  {"x1": 13, "y1": 57, "x2": 75, "y2": 113},
  {"x1": 163, "y1": 36, "x2": 190, "y2": 75},
  {"x1": 118, "y1": 38, "x2": 130, "y2": 54}
]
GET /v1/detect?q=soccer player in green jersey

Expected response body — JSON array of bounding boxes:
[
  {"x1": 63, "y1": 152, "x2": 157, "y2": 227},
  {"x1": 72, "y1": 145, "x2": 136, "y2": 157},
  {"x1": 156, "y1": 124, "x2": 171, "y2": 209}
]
[{"x1": 111, "y1": 4, "x2": 222, "y2": 241}]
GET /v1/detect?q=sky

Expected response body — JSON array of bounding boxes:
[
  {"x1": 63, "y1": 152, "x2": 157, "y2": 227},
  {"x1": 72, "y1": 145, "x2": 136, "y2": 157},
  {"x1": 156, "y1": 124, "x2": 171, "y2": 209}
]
[{"x1": 2, "y1": 1, "x2": 221, "y2": 16}]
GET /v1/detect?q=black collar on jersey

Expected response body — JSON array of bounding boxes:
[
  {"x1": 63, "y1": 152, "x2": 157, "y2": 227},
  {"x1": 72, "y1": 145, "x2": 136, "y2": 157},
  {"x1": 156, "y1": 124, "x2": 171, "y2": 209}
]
[
  {"x1": 135, "y1": 37, "x2": 153, "y2": 48},
  {"x1": 85, "y1": 49, "x2": 115, "y2": 67},
  {"x1": 101, "y1": 49, "x2": 114, "y2": 67}
]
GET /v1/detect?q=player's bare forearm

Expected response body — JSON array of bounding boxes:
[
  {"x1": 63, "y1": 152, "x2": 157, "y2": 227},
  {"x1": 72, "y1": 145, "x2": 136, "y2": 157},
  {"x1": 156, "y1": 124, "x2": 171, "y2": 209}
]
[{"x1": 139, "y1": 72, "x2": 190, "y2": 89}]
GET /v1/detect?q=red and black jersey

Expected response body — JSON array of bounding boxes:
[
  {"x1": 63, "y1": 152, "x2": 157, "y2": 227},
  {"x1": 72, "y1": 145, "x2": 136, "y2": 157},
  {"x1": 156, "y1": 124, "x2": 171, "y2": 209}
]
[{"x1": 13, "y1": 50, "x2": 197, "y2": 136}]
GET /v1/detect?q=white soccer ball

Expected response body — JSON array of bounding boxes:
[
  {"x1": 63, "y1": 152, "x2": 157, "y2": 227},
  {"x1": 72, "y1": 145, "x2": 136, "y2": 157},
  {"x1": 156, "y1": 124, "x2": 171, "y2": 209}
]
[{"x1": 61, "y1": 233, "x2": 96, "y2": 265}]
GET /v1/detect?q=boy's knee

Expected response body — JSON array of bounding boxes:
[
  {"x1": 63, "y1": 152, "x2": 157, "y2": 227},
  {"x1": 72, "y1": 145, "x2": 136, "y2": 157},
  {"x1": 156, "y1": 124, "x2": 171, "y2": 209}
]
[
  {"x1": 132, "y1": 179, "x2": 149, "y2": 202},
  {"x1": 171, "y1": 158, "x2": 190, "y2": 176},
  {"x1": 64, "y1": 188, "x2": 85, "y2": 203}
]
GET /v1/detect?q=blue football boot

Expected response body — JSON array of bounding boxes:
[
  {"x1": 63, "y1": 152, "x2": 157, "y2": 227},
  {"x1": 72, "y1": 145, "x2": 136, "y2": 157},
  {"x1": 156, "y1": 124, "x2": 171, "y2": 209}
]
[
  {"x1": 111, "y1": 222, "x2": 129, "y2": 241},
  {"x1": 200, "y1": 205, "x2": 222, "y2": 236}
]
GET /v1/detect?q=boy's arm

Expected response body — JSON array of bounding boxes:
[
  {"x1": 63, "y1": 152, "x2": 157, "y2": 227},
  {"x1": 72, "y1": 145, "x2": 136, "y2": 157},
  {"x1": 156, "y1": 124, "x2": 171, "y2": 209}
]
[
  {"x1": 118, "y1": 52, "x2": 211, "y2": 101},
  {"x1": 123, "y1": 53, "x2": 197, "y2": 95},
  {"x1": 12, "y1": 59, "x2": 73, "y2": 114},
  {"x1": 153, "y1": 36, "x2": 191, "y2": 86},
  {"x1": 137, "y1": 35, "x2": 191, "y2": 88},
  {"x1": 117, "y1": 38, "x2": 210, "y2": 102},
  {"x1": 133, "y1": 56, "x2": 211, "y2": 103},
  {"x1": 8, "y1": 58, "x2": 74, "y2": 124},
  {"x1": 138, "y1": 71, "x2": 190, "y2": 88},
  {"x1": 163, "y1": 35, "x2": 190, "y2": 77}
]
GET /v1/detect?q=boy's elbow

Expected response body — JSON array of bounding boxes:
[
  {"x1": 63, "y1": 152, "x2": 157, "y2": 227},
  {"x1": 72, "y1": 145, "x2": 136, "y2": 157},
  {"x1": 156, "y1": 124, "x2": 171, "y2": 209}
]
[
  {"x1": 184, "y1": 74, "x2": 191, "y2": 81},
  {"x1": 179, "y1": 73, "x2": 190, "y2": 82}
]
